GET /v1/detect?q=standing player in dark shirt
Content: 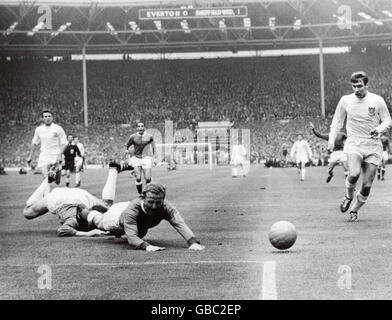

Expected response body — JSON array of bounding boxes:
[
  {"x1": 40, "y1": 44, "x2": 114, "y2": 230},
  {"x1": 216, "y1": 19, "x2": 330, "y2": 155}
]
[
  {"x1": 63, "y1": 134, "x2": 81, "y2": 187},
  {"x1": 378, "y1": 133, "x2": 390, "y2": 181},
  {"x1": 310, "y1": 122, "x2": 348, "y2": 183},
  {"x1": 125, "y1": 122, "x2": 156, "y2": 195}
]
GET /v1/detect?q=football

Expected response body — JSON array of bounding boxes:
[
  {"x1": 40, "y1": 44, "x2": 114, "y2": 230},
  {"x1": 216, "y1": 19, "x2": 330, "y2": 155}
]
[{"x1": 268, "y1": 221, "x2": 297, "y2": 250}]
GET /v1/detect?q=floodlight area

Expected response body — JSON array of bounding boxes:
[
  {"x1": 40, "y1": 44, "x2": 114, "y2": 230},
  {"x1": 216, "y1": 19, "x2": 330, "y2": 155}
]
[{"x1": 70, "y1": 46, "x2": 350, "y2": 61}]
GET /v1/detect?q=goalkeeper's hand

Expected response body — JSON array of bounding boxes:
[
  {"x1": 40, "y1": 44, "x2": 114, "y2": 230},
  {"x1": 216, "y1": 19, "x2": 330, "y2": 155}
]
[
  {"x1": 188, "y1": 243, "x2": 205, "y2": 251},
  {"x1": 146, "y1": 245, "x2": 165, "y2": 252}
]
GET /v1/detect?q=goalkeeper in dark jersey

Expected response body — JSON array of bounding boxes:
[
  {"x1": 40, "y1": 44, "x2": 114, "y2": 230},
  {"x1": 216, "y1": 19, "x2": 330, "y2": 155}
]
[{"x1": 310, "y1": 122, "x2": 348, "y2": 183}]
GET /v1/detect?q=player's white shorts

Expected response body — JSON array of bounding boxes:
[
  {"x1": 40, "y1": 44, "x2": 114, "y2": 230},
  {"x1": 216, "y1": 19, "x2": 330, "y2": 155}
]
[
  {"x1": 102, "y1": 201, "x2": 130, "y2": 233},
  {"x1": 382, "y1": 151, "x2": 389, "y2": 162},
  {"x1": 38, "y1": 153, "x2": 58, "y2": 169},
  {"x1": 295, "y1": 154, "x2": 309, "y2": 164},
  {"x1": 329, "y1": 150, "x2": 347, "y2": 163},
  {"x1": 128, "y1": 156, "x2": 153, "y2": 169},
  {"x1": 344, "y1": 139, "x2": 382, "y2": 166}
]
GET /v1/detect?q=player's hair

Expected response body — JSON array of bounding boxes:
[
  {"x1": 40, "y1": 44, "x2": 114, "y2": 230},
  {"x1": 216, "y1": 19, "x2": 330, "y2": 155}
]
[
  {"x1": 41, "y1": 109, "x2": 53, "y2": 116},
  {"x1": 142, "y1": 183, "x2": 166, "y2": 198},
  {"x1": 350, "y1": 71, "x2": 368, "y2": 85},
  {"x1": 91, "y1": 204, "x2": 108, "y2": 213}
]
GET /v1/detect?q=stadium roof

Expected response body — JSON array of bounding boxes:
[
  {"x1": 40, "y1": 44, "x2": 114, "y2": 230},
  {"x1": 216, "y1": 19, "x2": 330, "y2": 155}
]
[{"x1": 1, "y1": 0, "x2": 392, "y2": 55}]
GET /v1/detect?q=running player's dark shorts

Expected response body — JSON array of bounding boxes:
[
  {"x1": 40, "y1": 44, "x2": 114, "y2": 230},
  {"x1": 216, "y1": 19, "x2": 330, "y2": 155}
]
[{"x1": 63, "y1": 160, "x2": 76, "y2": 172}]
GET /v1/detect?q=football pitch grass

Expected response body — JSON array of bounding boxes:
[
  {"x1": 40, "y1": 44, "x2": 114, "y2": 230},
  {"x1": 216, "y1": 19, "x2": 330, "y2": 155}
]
[{"x1": 1, "y1": 165, "x2": 392, "y2": 300}]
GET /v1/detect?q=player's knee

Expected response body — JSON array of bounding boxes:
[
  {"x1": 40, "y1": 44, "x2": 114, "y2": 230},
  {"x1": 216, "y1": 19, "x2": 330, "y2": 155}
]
[
  {"x1": 360, "y1": 185, "x2": 371, "y2": 197},
  {"x1": 145, "y1": 178, "x2": 151, "y2": 184},
  {"x1": 347, "y1": 172, "x2": 360, "y2": 183},
  {"x1": 135, "y1": 179, "x2": 142, "y2": 184}
]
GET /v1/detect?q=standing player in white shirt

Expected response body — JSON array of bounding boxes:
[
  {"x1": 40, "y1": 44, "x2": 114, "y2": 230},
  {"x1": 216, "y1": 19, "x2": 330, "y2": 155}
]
[
  {"x1": 328, "y1": 71, "x2": 392, "y2": 222},
  {"x1": 290, "y1": 133, "x2": 312, "y2": 181},
  {"x1": 27, "y1": 110, "x2": 67, "y2": 185}
]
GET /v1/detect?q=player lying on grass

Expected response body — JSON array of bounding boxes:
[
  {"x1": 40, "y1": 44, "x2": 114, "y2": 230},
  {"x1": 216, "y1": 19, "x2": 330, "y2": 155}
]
[
  {"x1": 309, "y1": 122, "x2": 348, "y2": 183},
  {"x1": 23, "y1": 175, "x2": 110, "y2": 237},
  {"x1": 81, "y1": 162, "x2": 205, "y2": 252}
]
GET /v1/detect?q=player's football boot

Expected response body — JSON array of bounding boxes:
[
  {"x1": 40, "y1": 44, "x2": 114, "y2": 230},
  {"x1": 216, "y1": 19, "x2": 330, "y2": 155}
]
[
  {"x1": 326, "y1": 172, "x2": 333, "y2": 183},
  {"x1": 340, "y1": 196, "x2": 352, "y2": 213},
  {"x1": 109, "y1": 161, "x2": 134, "y2": 173},
  {"x1": 348, "y1": 211, "x2": 358, "y2": 222},
  {"x1": 75, "y1": 182, "x2": 81, "y2": 188}
]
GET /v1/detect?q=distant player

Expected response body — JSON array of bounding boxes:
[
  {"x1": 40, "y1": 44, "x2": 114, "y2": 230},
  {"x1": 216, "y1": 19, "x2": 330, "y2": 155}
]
[
  {"x1": 290, "y1": 133, "x2": 312, "y2": 181},
  {"x1": 27, "y1": 110, "x2": 67, "y2": 184},
  {"x1": 377, "y1": 133, "x2": 390, "y2": 181},
  {"x1": 328, "y1": 71, "x2": 392, "y2": 222},
  {"x1": 23, "y1": 176, "x2": 110, "y2": 237},
  {"x1": 80, "y1": 162, "x2": 205, "y2": 252},
  {"x1": 63, "y1": 134, "x2": 82, "y2": 188},
  {"x1": 231, "y1": 143, "x2": 247, "y2": 177},
  {"x1": 309, "y1": 122, "x2": 348, "y2": 183},
  {"x1": 73, "y1": 135, "x2": 85, "y2": 187},
  {"x1": 125, "y1": 122, "x2": 156, "y2": 195}
]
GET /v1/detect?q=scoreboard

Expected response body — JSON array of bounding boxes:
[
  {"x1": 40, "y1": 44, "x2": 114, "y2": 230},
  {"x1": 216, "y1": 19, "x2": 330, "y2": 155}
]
[{"x1": 139, "y1": 7, "x2": 248, "y2": 20}]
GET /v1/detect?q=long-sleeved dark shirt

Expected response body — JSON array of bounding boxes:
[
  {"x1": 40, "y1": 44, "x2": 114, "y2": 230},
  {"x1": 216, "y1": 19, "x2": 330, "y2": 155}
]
[{"x1": 119, "y1": 198, "x2": 199, "y2": 250}]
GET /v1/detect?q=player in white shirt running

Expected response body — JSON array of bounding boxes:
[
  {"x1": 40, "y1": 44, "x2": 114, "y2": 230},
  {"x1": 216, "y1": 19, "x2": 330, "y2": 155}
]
[
  {"x1": 27, "y1": 110, "x2": 67, "y2": 184},
  {"x1": 290, "y1": 133, "x2": 312, "y2": 181},
  {"x1": 328, "y1": 71, "x2": 392, "y2": 222}
]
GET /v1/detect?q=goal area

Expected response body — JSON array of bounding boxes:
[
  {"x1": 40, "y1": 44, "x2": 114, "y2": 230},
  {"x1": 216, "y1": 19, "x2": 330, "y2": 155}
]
[{"x1": 155, "y1": 142, "x2": 213, "y2": 171}]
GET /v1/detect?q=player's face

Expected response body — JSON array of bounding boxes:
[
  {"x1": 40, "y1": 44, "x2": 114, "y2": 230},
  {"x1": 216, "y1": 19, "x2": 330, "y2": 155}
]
[
  {"x1": 143, "y1": 192, "x2": 165, "y2": 215},
  {"x1": 297, "y1": 134, "x2": 303, "y2": 141},
  {"x1": 352, "y1": 80, "x2": 367, "y2": 98},
  {"x1": 67, "y1": 135, "x2": 73, "y2": 143},
  {"x1": 137, "y1": 123, "x2": 145, "y2": 134},
  {"x1": 42, "y1": 112, "x2": 53, "y2": 126}
]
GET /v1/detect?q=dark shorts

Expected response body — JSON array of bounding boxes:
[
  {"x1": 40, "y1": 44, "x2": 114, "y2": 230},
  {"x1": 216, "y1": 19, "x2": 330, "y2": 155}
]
[{"x1": 63, "y1": 160, "x2": 75, "y2": 172}]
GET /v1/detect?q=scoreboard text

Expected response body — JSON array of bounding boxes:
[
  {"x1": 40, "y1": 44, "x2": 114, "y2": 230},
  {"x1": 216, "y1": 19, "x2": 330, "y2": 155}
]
[{"x1": 139, "y1": 7, "x2": 248, "y2": 20}]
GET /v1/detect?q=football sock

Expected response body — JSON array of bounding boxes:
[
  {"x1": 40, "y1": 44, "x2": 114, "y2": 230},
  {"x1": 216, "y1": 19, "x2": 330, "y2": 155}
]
[
  {"x1": 301, "y1": 168, "x2": 306, "y2": 180},
  {"x1": 350, "y1": 191, "x2": 367, "y2": 212},
  {"x1": 102, "y1": 168, "x2": 117, "y2": 202},
  {"x1": 135, "y1": 180, "x2": 143, "y2": 195},
  {"x1": 75, "y1": 173, "x2": 81, "y2": 185},
  {"x1": 26, "y1": 178, "x2": 50, "y2": 207},
  {"x1": 345, "y1": 178, "x2": 356, "y2": 199}
]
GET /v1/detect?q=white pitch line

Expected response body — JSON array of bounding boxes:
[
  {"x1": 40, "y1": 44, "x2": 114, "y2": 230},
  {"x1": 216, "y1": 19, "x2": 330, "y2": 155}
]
[
  {"x1": 261, "y1": 261, "x2": 277, "y2": 300},
  {"x1": 1, "y1": 260, "x2": 266, "y2": 268}
]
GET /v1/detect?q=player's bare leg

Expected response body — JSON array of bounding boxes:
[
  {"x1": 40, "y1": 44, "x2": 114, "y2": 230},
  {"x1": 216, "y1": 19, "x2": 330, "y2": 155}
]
[
  {"x1": 381, "y1": 161, "x2": 386, "y2": 180},
  {"x1": 348, "y1": 162, "x2": 377, "y2": 221},
  {"x1": 102, "y1": 164, "x2": 119, "y2": 205},
  {"x1": 134, "y1": 166, "x2": 143, "y2": 195},
  {"x1": 340, "y1": 154, "x2": 362, "y2": 213},
  {"x1": 300, "y1": 162, "x2": 306, "y2": 181},
  {"x1": 143, "y1": 167, "x2": 152, "y2": 185},
  {"x1": 24, "y1": 178, "x2": 51, "y2": 219},
  {"x1": 65, "y1": 169, "x2": 71, "y2": 187},
  {"x1": 326, "y1": 161, "x2": 338, "y2": 183},
  {"x1": 342, "y1": 161, "x2": 349, "y2": 178},
  {"x1": 75, "y1": 166, "x2": 81, "y2": 187}
]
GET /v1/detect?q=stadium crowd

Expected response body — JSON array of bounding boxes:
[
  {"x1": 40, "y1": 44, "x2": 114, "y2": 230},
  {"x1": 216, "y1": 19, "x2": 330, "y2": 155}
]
[{"x1": 1, "y1": 50, "x2": 392, "y2": 167}]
